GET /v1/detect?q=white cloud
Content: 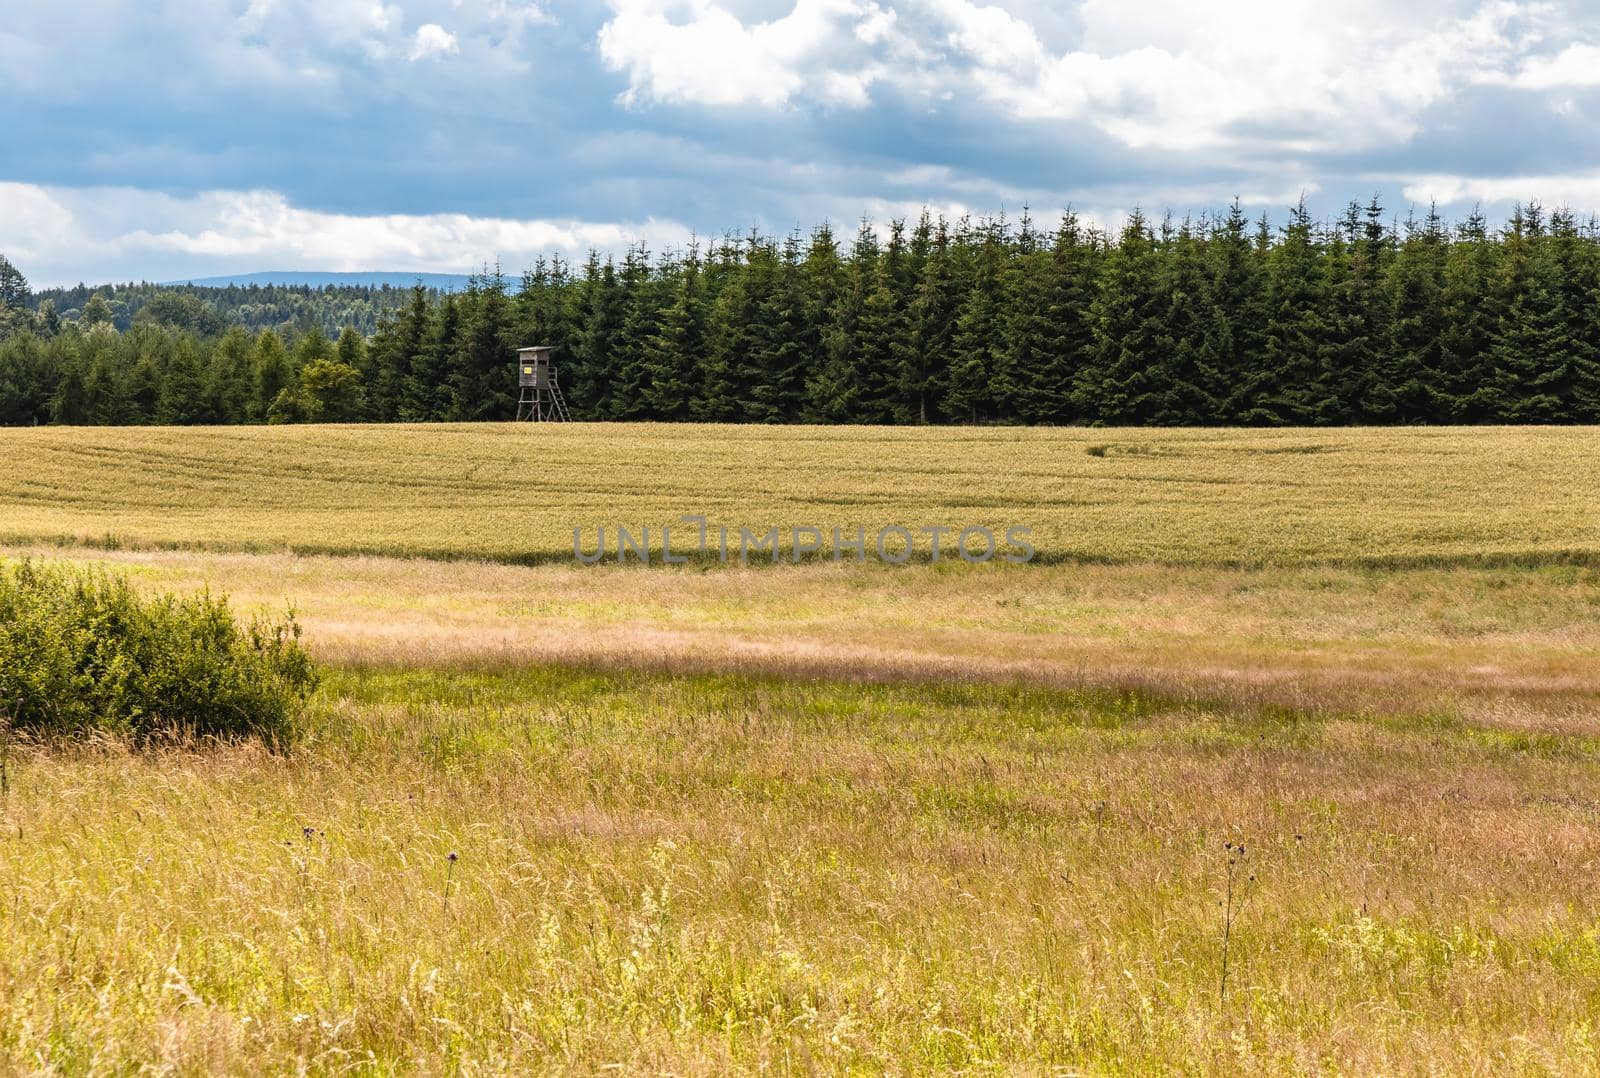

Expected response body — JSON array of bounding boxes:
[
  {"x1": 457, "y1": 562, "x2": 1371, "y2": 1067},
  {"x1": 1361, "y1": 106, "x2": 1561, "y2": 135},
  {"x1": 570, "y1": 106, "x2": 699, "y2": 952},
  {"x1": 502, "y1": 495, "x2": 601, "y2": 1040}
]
[
  {"x1": 1492, "y1": 42, "x2": 1600, "y2": 88},
  {"x1": 409, "y1": 23, "x2": 459, "y2": 61},
  {"x1": 595, "y1": 0, "x2": 1599, "y2": 155},
  {"x1": 928, "y1": 0, "x2": 1552, "y2": 152},
  {"x1": 597, "y1": 0, "x2": 896, "y2": 108},
  {"x1": 1402, "y1": 170, "x2": 1600, "y2": 209},
  {"x1": 0, "y1": 183, "x2": 694, "y2": 287},
  {"x1": 484, "y1": 1, "x2": 556, "y2": 30},
  {"x1": 240, "y1": 0, "x2": 405, "y2": 66}
]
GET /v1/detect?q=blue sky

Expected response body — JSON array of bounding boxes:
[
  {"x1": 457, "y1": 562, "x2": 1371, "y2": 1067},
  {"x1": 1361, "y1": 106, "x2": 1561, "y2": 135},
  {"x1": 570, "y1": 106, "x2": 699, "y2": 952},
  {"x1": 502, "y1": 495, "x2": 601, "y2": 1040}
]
[{"x1": 3, "y1": 0, "x2": 1600, "y2": 286}]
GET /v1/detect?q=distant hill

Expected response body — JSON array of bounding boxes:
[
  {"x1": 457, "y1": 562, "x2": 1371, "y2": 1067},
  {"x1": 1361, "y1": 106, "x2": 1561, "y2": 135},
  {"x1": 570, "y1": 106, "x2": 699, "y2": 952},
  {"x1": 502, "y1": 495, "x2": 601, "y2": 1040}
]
[{"x1": 163, "y1": 271, "x2": 479, "y2": 291}]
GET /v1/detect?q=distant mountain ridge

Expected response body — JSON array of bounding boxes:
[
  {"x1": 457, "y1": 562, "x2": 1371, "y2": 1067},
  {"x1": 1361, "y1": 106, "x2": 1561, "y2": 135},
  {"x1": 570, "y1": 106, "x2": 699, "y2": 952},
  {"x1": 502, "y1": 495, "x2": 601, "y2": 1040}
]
[{"x1": 162, "y1": 271, "x2": 479, "y2": 291}]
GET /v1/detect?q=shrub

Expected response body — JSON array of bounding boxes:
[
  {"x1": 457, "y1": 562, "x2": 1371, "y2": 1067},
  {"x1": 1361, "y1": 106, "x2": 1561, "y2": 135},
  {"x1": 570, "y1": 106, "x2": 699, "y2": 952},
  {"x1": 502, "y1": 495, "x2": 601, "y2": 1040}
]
[{"x1": 0, "y1": 560, "x2": 318, "y2": 744}]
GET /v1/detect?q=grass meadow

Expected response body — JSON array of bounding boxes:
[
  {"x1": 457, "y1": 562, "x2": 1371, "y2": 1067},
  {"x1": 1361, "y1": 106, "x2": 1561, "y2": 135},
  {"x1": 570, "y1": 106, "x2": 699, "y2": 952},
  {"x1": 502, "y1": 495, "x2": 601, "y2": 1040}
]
[{"x1": 4, "y1": 425, "x2": 1600, "y2": 1072}]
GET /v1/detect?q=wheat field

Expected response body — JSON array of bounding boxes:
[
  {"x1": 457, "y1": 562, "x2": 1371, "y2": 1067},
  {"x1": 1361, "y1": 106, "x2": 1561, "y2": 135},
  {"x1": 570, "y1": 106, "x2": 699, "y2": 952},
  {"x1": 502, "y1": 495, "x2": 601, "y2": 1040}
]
[
  {"x1": 4, "y1": 424, "x2": 1600, "y2": 1073},
  {"x1": 3, "y1": 423, "x2": 1599, "y2": 565}
]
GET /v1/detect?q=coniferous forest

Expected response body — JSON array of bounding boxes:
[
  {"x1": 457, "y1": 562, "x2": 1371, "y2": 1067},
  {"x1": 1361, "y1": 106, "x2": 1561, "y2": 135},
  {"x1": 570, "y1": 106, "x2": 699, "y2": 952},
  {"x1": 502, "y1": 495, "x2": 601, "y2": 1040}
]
[{"x1": 4, "y1": 198, "x2": 1600, "y2": 427}]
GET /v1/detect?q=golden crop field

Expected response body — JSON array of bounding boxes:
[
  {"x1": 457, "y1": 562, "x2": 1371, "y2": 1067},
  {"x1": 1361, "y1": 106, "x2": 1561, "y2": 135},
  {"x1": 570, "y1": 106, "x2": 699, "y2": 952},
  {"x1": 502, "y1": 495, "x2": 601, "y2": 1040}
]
[
  {"x1": 6, "y1": 423, "x2": 1600, "y2": 1073},
  {"x1": 2, "y1": 423, "x2": 1599, "y2": 565}
]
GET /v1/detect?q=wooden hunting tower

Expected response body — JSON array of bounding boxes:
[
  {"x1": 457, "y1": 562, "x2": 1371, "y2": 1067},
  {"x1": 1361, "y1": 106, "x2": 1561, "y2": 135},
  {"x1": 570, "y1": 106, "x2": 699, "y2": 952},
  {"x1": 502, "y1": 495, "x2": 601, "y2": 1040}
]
[{"x1": 515, "y1": 346, "x2": 571, "y2": 421}]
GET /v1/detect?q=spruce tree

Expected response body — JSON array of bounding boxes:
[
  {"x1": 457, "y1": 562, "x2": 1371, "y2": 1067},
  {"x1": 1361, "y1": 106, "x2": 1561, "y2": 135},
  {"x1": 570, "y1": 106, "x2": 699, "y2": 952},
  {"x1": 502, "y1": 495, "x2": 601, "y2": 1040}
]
[
  {"x1": 1323, "y1": 197, "x2": 1394, "y2": 422},
  {"x1": 1382, "y1": 206, "x2": 1445, "y2": 422},
  {"x1": 700, "y1": 235, "x2": 773, "y2": 422},
  {"x1": 403, "y1": 294, "x2": 455, "y2": 420},
  {"x1": 294, "y1": 325, "x2": 333, "y2": 368},
  {"x1": 571, "y1": 256, "x2": 625, "y2": 419},
  {"x1": 207, "y1": 327, "x2": 255, "y2": 423},
  {"x1": 747, "y1": 233, "x2": 810, "y2": 423},
  {"x1": 514, "y1": 256, "x2": 581, "y2": 414},
  {"x1": 853, "y1": 220, "x2": 913, "y2": 423},
  {"x1": 994, "y1": 211, "x2": 1057, "y2": 422},
  {"x1": 1039, "y1": 213, "x2": 1100, "y2": 424},
  {"x1": 336, "y1": 326, "x2": 366, "y2": 369},
  {"x1": 450, "y1": 271, "x2": 516, "y2": 422},
  {"x1": 1146, "y1": 219, "x2": 1223, "y2": 424},
  {"x1": 904, "y1": 218, "x2": 961, "y2": 423},
  {"x1": 50, "y1": 356, "x2": 89, "y2": 425},
  {"x1": 364, "y1": 287, "x2": 429, "y2": 421},
  {"x1": 805, "y1": 222, "x2": 878, "y2": 423},
  {"x1": 799, "y1": 225, "x2": 847, "y2": 422},
  {"x1": 84, "y1": 340, "x2": 129, "y2": 426},
  {"x1": 1492, "y1": 207, "x2": 1600, "y2": 422},
  {"x1": 1544, "y1": 209, "x2": 1600, "y2": 422},
  {"x1": 1205, "y1": 200, "x2": 1269, "y2": 421},
  {"x1": 1237, "y1": 200, "x2": 1328, "y2": 424},
  {"x1": 1076, "y1": 211, "x2": 1165, "y2": 423},
  {"x1": 943, "y1": 219, "x2": 1006, "y2": 423},
  {"x1": 0, "y1": 253, "x2": 28, "y2": 311},
  {"x1": 1436, "y1": 210, "x2": 1502, "y2": 421},
  {"x1": 642, "y1": 245, "x2": 706, "y2": 420},
  {"x1": 610, "y1": 245, "x2": 663, "y2": 420},
  {"x1": 157, "y1": 337, "x2": 210, "y2": 424},
  {"x1": 125, "y1": 351, "x2": 162, "y2": 424},
  {"x1": 250, "y1": 330, "x2": 293, "y2": 421}
]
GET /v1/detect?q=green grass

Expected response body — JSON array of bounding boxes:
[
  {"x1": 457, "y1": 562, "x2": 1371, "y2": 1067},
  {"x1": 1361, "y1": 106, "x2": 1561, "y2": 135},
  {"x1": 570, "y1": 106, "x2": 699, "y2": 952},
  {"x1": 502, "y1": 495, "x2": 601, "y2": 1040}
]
[{"x1": 4, "y1": 423, "x2": 1600, "y2": 566}]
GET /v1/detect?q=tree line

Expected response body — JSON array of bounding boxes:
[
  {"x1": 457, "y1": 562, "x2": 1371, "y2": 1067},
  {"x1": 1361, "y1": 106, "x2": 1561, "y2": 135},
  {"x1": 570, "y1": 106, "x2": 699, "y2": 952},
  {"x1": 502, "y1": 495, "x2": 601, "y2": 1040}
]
[
  {"x1": 21, "y1": 280, "x2": 425, "y2": 338},
  {"x1": 3, "y1": 197, "x2": 1600, "y2": 427}
]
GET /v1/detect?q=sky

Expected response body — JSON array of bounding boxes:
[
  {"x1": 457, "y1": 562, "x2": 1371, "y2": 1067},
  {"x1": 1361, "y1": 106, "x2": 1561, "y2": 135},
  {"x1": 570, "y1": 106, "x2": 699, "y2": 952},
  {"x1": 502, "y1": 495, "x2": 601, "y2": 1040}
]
[{"x1": 3, "y1": 0, "x2": 1600, "y2": 286}]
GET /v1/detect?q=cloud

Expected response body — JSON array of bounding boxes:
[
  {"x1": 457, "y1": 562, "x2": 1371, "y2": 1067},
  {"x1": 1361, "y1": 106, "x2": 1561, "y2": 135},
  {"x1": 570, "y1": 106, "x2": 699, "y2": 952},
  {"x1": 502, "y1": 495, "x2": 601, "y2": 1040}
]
[
  {"x1": 1491, "y1": 43, "x2": 1600, "y2": 88},
  {"x1": 6, "y1": 0, "x2": 1600, "y2": 287},
  {"x1": 0, "y1": 183, "x2": 694, "y2": 287},
  {"x1": 1402, "y1": 170, "x2": 1600, "y2": 209},
  {"x1": 0, "y1": 1, "x2": 558, "y2": 106},
  {"x1": 409, "y1": 23, "x2": 459, "y2": 61},
  {"x1": 597, "y1": 0, "x2": 898, "y2": 108},
  {"x1": 595, "y1": 0, "x2": 1600, "y2": 155},
  {"x1": 965, "y1": 0, "x2": 1538, "y2": 154}
]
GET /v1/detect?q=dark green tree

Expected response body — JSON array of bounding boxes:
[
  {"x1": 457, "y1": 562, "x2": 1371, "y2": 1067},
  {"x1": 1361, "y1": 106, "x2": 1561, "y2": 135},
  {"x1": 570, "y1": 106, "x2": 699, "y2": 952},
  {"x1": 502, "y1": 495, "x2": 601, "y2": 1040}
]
[
  {"x1": 610, "y1": 246, "x2": 665, "y2": 420},
  {"x1": 571, "y1": 256, "x2": 625, "y2": 419},
  {"x1": 1237, "y1": 200, "x2": 1328, "y2": 424},
  {"x1": 0, "y1": 332, "x2": 54, "y2": 425},
  {"x1": 1076, "y1": 211, "x2": 1166, "y2": 423},
  {"x1": 1381, "y1": 206, "x2": 1446, "y2": 421},
  {"x1": 251, "y1": 330, "x2": 293, "y2": 421},
  {"x1": 903, "y1": 218, "x2": 961, "y2": 423},
  {"x1": 805, "y1": 221, "x2": 878, "y2": 423},
  {"x1": 0, "y1": 254, "x2": 30, "y2": 310},
  {"x1": 157, "y1": 338, "x2": 211, "y2": 424},
  {"x1": 747, "y1": 234, "x2": 811, "y2": 423},
  {"x1": 943, "y1": 219, "x2": 1006, "y2": 423},
  {"x1": 450, "y1": 271, "x2": 516, "y2": 422},
  {"x1": 642, "y1": 245, "x2": 706, "y2": 420},
  {"x1": 1434, "y1": 210, "x2": 1502, "y2": 421}
]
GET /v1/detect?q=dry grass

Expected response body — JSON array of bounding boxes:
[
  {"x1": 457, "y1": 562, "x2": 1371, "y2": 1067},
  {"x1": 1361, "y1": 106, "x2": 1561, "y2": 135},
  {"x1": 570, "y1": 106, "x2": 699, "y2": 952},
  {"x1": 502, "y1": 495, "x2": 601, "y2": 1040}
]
[
  {"x1": 13, "y1": 543, "x2": 1600, "y2": 734},
  {"x1": 5, "y1": 667, "x2": 1600, "y2": 1072},
  {"x1": 6, "y1": 423, "x2": 1600, "y2": 1071},
  {"x1": 3, "y1": 423, "x2": 1600, "y2": 566}
]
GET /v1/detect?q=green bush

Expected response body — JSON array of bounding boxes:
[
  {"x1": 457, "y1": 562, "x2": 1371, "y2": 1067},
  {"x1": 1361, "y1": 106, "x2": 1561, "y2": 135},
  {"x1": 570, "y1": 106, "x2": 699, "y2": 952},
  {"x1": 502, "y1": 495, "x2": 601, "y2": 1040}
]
[{"x1": 0, "y1": 560, "x2": 319, "y2": 744}]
